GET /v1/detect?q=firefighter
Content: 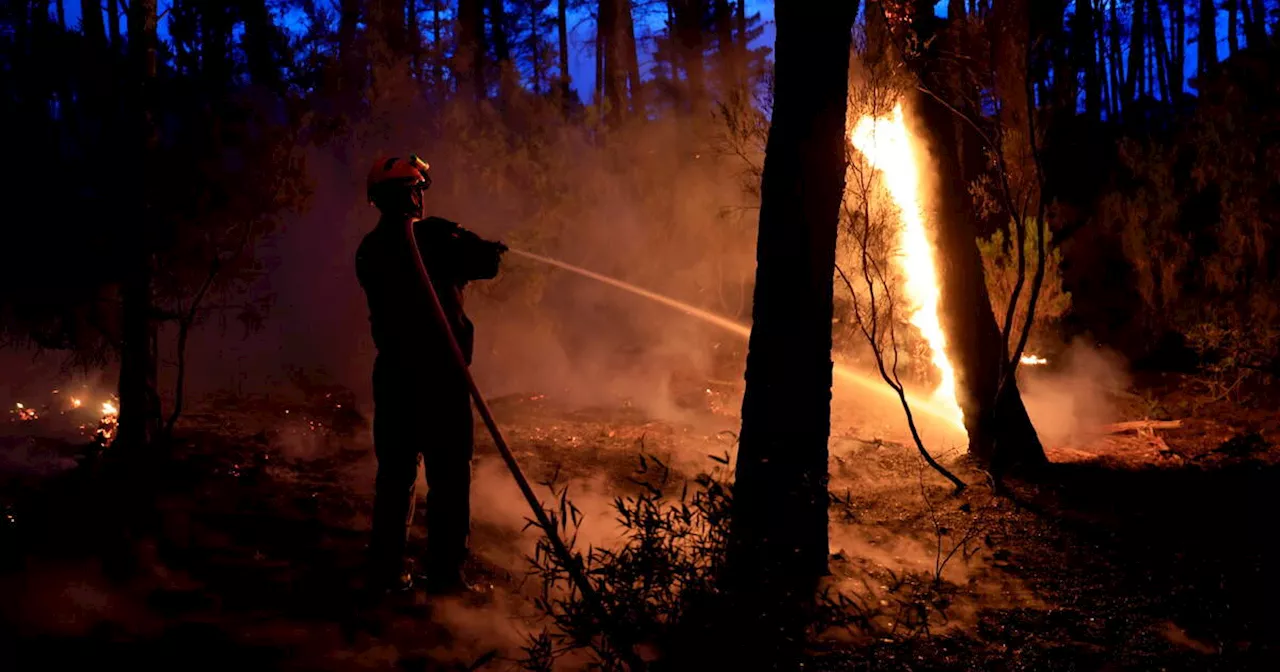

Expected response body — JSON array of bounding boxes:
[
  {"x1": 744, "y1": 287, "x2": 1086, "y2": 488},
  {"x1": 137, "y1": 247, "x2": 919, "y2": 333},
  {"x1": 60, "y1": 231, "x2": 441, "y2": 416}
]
[{"x1": 357, "y1": 154, "x2": 506, "y2": 594}]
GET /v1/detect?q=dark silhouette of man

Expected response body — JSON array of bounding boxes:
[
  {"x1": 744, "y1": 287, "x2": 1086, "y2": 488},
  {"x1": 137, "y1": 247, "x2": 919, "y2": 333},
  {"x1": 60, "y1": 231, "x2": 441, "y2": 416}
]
[{"x1": 357, "y1": 154, "x2": 505, "y2": 594}]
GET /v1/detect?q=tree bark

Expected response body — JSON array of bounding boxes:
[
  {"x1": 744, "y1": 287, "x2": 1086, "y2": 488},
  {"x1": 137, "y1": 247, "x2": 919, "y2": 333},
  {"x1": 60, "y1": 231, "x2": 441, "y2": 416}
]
[
  {"x1": 1243, "y1": 0, "x2": 1267, "y2": 49},
  {"x1": 199, "y1": 0, "x2": 231, "y2": 87},
  {"x1": 117, "y1": 0, "x2": 160, "y2": 450},
  {"x1": 407, "y1": 0, "x2": 421, "y2": 79},
  {"x1": 338, "y1": 0, "x2": 363, "y2": 96},
  {"x1": 669, "y1": 0, "x2": 706, "y2": 113},
  {"x1": 728, "y1": 0, "x2": 856, "y2": 615},
  {"x1": 241, "y1": 0, "x2": 281, "y2": 90},
  {"x1": 80, "y1": 0, "x2": 104, "y2": 46},
  {"x1": 923, "y1": 0, "x2": 1048, "y2": 475},
  {"x1": 621, "y1": 0, "x2": 643, "y2": 115},
  {"x1": 1126, "y1": 0, "x2": 1146, "y2": 101},
  {"x1": 1226, "y1": 0, "x2": 1239, "y2": 57},
  {"x1": 1149, "y1": 0, "x2": 1170, "y2": 102},
  {"x1": 456, "y1": 0, "x2": 487, "y2": 100},
  {"x1": 107, "y1": 0, "x2": 120, "y2": 45},
  {"x1": 1108, "y1": 0, "x2": 1124, "y2": 116},
  {"x1": 1077, "y1": 0, "x2": 1102, "y2": 119},
  {"x1": 1168, "y1": 0, "x2": 1184, "y2": 97},
  {"x1": 1197, "y1": 0, "x2": 1218, "y2": 81},
  {"x1": 558, "y1": 0, "x2": 572, "y2": 106}
]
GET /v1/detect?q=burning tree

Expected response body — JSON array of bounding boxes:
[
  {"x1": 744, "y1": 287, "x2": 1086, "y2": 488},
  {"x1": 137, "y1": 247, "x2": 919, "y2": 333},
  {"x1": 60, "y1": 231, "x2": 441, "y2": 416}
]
[
  {"x1": 843, "y1": 0, "x2": 1055, "y2": 478},
  {"x1": 726, "y1": 0, "x2": 858, "y2": 654}
]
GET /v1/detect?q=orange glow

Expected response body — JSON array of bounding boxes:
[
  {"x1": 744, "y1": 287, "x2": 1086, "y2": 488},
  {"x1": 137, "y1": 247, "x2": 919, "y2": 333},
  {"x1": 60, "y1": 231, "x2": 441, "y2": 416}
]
[{"x1": 849, "y1": 103, "x2": 964, "y2": 427}]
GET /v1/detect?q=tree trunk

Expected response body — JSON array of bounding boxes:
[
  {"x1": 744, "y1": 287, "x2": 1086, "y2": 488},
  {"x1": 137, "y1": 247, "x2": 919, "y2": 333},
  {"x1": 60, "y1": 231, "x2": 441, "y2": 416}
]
[
  {"x1": 1149, "y1": 0, "x2": 1170, "y2": 102},
  {"x1": 670, "y1": 0, "x2": 706, "y2": 113},
  {"x1": 1109, "y1": 0, "x2": 1125, "y2": 116},
  {"x1": 1078, "y1": 0, "x2": 1102, "y2": 119},
  {"x1": 1197, "y1": 0, "x2": 1218, "y2": 80},
  {"x1": 1167, "y1": 0, "x2": 1184, "y2": 97},
  {"x1": 1227, "y1": 0, "x2": 1239, "y2": 57},
  {"x1": 107, "y1": 0, "x2": 120, "y2": 45},
  {"x1": 1126, "y1": 0, "x2": 1146, "y2": 101},
  {"x1": 117, "y1": 0, "x2": 160, "y2": 450},
  {"x1": 199, "y1": 0, "x2": 230, "y2": 87},
  {"x1": 407, "y1": 0, "x2": 421, "y2": 79},
  {"x1": 598, "y1": 0, "x2": 627, "y2": 123},
  {"x1": 714, "y1": 0, "x2": 737, "y2": 91},
  {"x1": 336, "y1": 0, "x2": 364, "y2": 99},
  {"x1": 924, "y1": 0, "x2": 1048, "y2": 475},
  {"x1": 241, "y1": 0, "x2": 280, "y2": 90},
  {"x1": 621, "y1": 0, "x2": 643, "y2": 115},
  {"x1": 55, "y1": 0, "x2": 65, "y2": 30},
  {"x1": 558, "y1": 0, "x2": 572, "y2": 106},
  {"x1": 80, "y1": 0, "x2": 105, "y2": 46},
  {"x1": 1243, "y1": 0, "x2": 1267, "y2": 49},
  {"x1": 456, "y1": 0, "x2": 487, "y2": 100},
  {"x1": 728, "y1": 0, "x2": 856, "y2": 622},
  {"x1": 487, "y1": 0, "x2": 515, "y2": 100}
]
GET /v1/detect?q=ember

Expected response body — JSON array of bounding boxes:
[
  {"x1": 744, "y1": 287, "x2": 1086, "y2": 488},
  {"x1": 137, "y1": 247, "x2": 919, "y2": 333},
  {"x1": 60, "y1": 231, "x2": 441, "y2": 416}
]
[{"x1": 12, "y1": 402, "x2": 38, "y2": 421}]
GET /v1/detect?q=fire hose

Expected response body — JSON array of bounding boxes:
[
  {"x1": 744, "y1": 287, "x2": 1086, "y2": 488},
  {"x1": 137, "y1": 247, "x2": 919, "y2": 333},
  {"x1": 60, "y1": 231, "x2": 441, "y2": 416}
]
[{"x1": 404, "y1": 221, "x2": 646, "y2": 671}]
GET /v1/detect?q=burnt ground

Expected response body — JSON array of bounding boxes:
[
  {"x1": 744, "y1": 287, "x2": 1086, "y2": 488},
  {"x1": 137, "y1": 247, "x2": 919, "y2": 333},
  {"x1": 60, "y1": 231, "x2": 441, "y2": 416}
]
[{"x1": 0, "y1": 374, "x2": 1277, "y2": 671}]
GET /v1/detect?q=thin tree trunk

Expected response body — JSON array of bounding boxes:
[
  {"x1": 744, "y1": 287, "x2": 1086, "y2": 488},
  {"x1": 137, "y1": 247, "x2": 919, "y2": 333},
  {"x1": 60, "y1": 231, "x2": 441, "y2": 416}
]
[
  {"x1": 200, "y1": 0, "x2": 230, "y2": 87},
  {"x1": 488, "y1": 0, "x2": 514, "y2": 100},
  {"x1": 558, "y1": 0, "x2": 572, "y2": 105},
  {"x1": 1126, "y1": 0, "x2": 1146, "y2": 101},
  {"x1": 242, "y1": 0, "x2": 280, "y2": 90},
  {"x1": 1149, "y1": 0, "x2": 1170, "y2": 102},
  {"x1": 598, "y1": 0, "x2": 623, "y2": 123},
  {"x1": 432, "y1": 0, "x2": 443, "y2": 93},
  {"x1": 456, "y1": 0, "x2": 487, "y2": 100},
  {"x1": 1227, "y1": 0, "x2": 1239, "y2": 57},
  {"x1": 56, "y1": 0, "x2": 65, "y2": 29},
  {"x1": 1168, "y1": 0, "x2": 1184, "y2": 96},
  {"x1": 107, "y1": 0, "x2": 120, "y2": 45},
  {"x1": 407, "y1": 0, "x2": 421, "y2": 79},
  {"x1": 338, "y1": 0, "x2": 363, "y2": 96},
  {"x1": 728, "y1": 0, "x2": 857, "y2": 628},
  {"x1": 1197, "y1": 0, "x2": 1218, "y2": 80},
  {"x1": 1243, "y1": 0, "x2": 1267, "y2": 49},
  {"x1": 1079, "y1": 0, "x2": 1102, "y2": 119},
  {"x1": 621, "y1": 0, "x2": 643, "y2": 115},
  {"x1": 1109, "y1": 0, "x2": 1125, "y2": 115},
  {"x1": 81, "y1": 0, "x2": 105, "y2": 46},
  {"x1": 117, "y1": 0, "x2": 160, "y2": 451}
]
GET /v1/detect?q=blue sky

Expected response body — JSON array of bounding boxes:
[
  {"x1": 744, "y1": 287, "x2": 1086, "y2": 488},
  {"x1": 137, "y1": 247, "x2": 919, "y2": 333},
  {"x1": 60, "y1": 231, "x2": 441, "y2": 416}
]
[{"x1": 58, "y1": 1, "x2": 1235, "y2": 102}]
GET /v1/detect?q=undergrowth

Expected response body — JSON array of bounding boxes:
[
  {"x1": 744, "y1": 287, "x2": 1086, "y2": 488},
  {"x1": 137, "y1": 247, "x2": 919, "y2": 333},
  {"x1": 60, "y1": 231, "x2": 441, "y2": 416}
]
[{"x1": 519, "y1": 450, "x2": 989, "y2": 670}]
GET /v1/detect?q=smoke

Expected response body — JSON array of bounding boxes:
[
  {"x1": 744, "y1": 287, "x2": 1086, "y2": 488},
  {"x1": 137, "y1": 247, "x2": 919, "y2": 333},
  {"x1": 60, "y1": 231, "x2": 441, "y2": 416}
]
[{"x1": 1020, "y1": 337, "x2": 1132, "y2": 447}]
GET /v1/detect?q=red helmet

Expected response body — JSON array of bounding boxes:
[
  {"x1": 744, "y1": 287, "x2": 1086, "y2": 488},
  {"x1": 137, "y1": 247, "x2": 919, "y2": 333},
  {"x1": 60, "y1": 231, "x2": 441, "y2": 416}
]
[{"x1": 367, "y1": 154, "x2": 432, "y2": 204}]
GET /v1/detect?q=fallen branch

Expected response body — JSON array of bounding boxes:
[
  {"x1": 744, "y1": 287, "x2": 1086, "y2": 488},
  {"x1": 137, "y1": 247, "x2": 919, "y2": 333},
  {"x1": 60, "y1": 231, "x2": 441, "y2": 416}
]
[{"x1": 1103, "y1": 420, "x2": 1183, "y2": 434}]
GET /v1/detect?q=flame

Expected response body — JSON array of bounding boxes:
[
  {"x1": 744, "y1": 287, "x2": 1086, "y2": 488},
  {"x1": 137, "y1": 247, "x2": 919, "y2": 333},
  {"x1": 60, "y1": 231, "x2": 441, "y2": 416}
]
[
  {"x1": 101, "y1": 400, "x2": 118, "y2": 416},
  {"x1": 13, "y1": 402, "x2": 38, "y2": 421},
  {"x1": 849, "y1": 103, "x2": 964, "y2": 426},
  {"x1": 71, "y1": 397, "x2": 83, "y2": 408},
  {"x1": 1020, "y1": 354, "x2": 1048, "y2": 366}
]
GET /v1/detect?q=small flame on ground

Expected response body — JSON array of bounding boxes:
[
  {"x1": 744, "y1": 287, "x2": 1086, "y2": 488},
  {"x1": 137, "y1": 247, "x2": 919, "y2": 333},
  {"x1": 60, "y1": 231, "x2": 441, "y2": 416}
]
[
  {"x1": 849, "y1": 103, "x2": 964, "y2": 427},
  {"x1": 13, "y1": 402, "x2": 38, "y2": 421},
  {"x1": 1020, "y1": 354, "x2": 1048, "y2": 366}
]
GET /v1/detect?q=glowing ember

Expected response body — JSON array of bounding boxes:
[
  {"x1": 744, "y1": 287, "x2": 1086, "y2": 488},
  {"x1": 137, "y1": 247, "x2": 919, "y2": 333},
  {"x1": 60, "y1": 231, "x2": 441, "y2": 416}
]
[
  {"x1": 13, "y1": 402, "x2": 38, "y2": 421},
  {"x1": 1020, "y1": 354, "x2": 1048, "y2": 366},
  {"x1": 70, "y1": 397, "x2": 83, "y2": 409},
  {"x1": 849, "y1": 103, "x2": 964, "y2": 426},
  {"x1": 96, "y1": 399, "x2": 119, "y2": 443}
]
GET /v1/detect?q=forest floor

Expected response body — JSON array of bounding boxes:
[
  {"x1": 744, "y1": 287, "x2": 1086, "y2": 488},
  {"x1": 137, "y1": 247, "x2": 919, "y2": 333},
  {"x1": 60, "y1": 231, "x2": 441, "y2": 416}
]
[{"x1": 0, "y1": 370, "x2": 1277, "y2": 671}]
